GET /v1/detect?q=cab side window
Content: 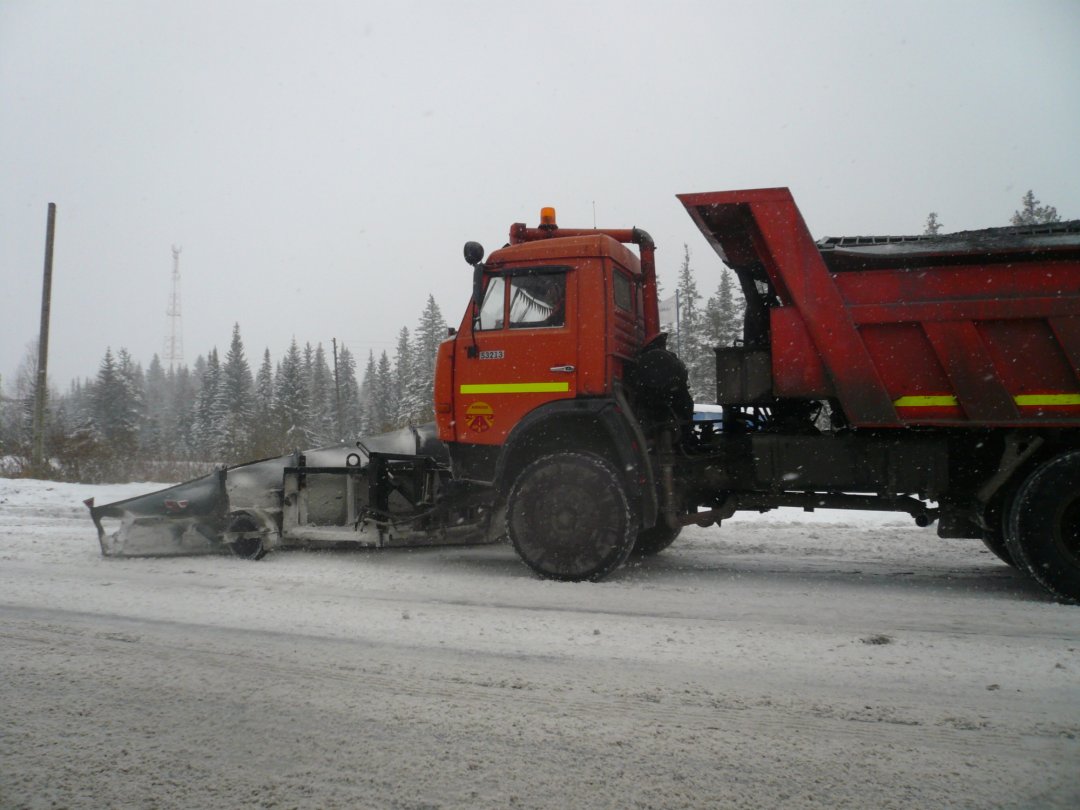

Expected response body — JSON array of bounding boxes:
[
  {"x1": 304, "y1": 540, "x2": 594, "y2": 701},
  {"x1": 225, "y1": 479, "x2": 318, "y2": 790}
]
[
  {"x1": 614, "y1": 271, "x2": 633, "y2": 312},
  {"x1": 477, "y1": 276, "x2": 506, "y2": 331},
  {"x1": 509, "y1": 273, "x2": 566, "y2": 328}
]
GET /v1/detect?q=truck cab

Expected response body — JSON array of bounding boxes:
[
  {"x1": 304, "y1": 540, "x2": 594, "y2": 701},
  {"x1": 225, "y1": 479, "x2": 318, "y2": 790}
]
[
  {"x1": 435, "y1": 214, "x2": 654, "y2": 481},
  {"x1": 431, "y1": 211, "x2": 669, "y2": 581}
]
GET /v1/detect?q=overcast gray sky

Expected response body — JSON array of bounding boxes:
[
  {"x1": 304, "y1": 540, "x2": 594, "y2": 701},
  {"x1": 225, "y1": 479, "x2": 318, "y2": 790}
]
[{"x1": 3, "y1": 0, "x2": 1079, "y2": 390}]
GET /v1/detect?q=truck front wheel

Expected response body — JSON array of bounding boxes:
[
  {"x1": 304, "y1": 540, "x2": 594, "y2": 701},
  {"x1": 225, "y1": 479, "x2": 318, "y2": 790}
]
[
  {"x1": 980, "y1": 478, "x2": 1020, "y2": 568},
  {"x1": 507, "y1": 451, "x2": 636, "y2": 581},
  {"x1": 633, "y1": 523, "x2": 681, "y2": 557},
  {"x1": 1006, "y1": 451, "x2": 1080, "y2": 602}
]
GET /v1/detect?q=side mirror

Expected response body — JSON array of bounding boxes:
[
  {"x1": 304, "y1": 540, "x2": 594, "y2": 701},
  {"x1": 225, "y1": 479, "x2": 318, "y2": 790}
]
[
  {"x1": 464, "y1": 242, "x2": 486, "y2": 310},
  {"x1": 463, "y1": 241, "x2": 484, "y2": 266}
]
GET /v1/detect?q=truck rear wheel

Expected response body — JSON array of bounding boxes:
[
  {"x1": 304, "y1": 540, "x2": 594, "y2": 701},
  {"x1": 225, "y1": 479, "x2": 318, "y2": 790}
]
[
  {"x1": 1006, "y1": 451, "x2": 1080, "y2": 602},
  {"x1": 507, "y1": 451, "x2": 636, "y2": 581}
]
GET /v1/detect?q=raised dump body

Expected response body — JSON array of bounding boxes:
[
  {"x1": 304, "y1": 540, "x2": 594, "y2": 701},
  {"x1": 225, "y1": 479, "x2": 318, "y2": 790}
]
[{"x1": 679, "y1": 187, "x2": 1080, "y2": 429}]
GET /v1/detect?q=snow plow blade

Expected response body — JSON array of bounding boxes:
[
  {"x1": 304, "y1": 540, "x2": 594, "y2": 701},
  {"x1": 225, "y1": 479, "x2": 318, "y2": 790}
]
[
  {"x1": 87, "y1": 424, "x2": 495, "y2": 558},
  {"x1": 87, "y1": 470, "x2": 229, "y2": 557}
]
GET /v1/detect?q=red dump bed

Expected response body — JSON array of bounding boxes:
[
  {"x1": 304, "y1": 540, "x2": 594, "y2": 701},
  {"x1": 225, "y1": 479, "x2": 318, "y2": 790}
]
[{"x1": 679, "y1": 187, "x2": 1080, "y2": 429}]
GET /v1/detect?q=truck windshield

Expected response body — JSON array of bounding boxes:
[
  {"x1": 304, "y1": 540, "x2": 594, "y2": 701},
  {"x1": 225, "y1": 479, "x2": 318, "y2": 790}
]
[{"x1": 509, "y1": 273, "x2": 565, "y2": 328}]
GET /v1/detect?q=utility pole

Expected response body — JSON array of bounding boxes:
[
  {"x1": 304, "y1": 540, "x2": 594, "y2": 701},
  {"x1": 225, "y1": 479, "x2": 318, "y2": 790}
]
[
  {"x1": 31, "y1": 203, "x2": 56, "y2": 474},
  {"x1": 164, "y1": 245, "x2": 184, "y2": 370}
]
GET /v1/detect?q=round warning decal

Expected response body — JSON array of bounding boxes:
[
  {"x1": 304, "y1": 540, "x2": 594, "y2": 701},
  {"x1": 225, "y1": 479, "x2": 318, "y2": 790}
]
[{"x1": 464, "y1": 401, "x2": 495, "y2": 433}]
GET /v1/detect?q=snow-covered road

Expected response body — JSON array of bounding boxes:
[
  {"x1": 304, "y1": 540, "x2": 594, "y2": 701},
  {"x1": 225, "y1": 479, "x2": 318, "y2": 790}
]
[{"x1": 2, "y1": 479, "x2": 1078, "y2": 809}]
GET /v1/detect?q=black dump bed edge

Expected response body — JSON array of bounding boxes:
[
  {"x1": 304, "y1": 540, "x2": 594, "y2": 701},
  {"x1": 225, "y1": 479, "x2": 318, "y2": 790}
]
[{"x1": 816, "y1": 219, "x2": 1080, "y2": 271}]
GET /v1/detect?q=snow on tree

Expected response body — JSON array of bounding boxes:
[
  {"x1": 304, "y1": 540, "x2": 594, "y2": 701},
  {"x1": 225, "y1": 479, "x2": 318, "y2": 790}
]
[
  {"x1": 191, "y1": 349, "x2": 221, "y2": 460},
  {"x1": 301, "y1": 342, "x2": 316, "y2": 404},
  {"x1": 924, "y1": 212, "x2": 943, "y2": 235},
  {"x1": 87, "y1": 347, "x2": 142, "y2": 475},
  {"x1": 358, "y1": 350, "x2": 377, "y2": 434},
  {"x1": 372, "y1": 351, "x2": 395, "y2": 433},
  {"x1": 1011, "y1": 190, "x2": 1061, "y2": 226},
  {"x1": 141, "y1": 354, "x2": 167, "y2": 459},
  {"x1": 274, "y1": 339, "x2": 310, "y2": 450},
  {"x1": 115, "y1": 349, "x2": 145, "y2": 447},
  {"x1": 308, "y1": 343, "x2": 336, "y2": 445},
  {"x1": 49, "y1": 378, "x2": 87, "y2": 449},
  {"x1": 251, "y1": 348, "x2": 277, "y2": 458},
  {"x1": 0, "y1": 342, "x2": 58, "y2": 467},
  {"x1": 190, "y1": 354, "x2": 207, "y2": 411},
  {"x1": 336, "y1": 344, "x2": 362, "y2": 440},
  {"x1": 5, "y1": 341, "x2": 42, "y2": 450},
  {"x1": 675, "y1": 245, "x2": 712, "y2": 402},
  {"x1": 410, "y1": 294, "x2": 447, "y2": 423},
  {"x1": 164, "y1": 364, "x2": 198, "y2": 460},
  {"x1": 393, "y1": 327, "x2": 422, "y2": 427},
  {"x1": 215, "y1": 324, "x2": 255, "y2": 461},
  {"x1": 703, "y1": 268, "x2": 740, "y2": 354},
  {"x1": 19, "y1": 290, "x2": 463, "y2": 478}
]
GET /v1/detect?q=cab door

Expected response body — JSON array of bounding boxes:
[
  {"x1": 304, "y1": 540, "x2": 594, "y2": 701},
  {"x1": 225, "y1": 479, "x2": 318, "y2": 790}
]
[{"x1": 453, "y1": 266, "x2": 578, "y2": 446}]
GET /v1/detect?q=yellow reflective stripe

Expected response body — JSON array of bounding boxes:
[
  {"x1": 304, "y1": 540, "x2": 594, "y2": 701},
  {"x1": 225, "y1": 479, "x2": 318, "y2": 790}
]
[
  {"x1": 893, "y1": 395, "x2": 958, "y2": 407},
  {"x1": 460, "y1": 382, "x2": 570, "y2": 394},
  {"x1": 894, "y1": 393, "x2": 1080, "y2": 408},
  {"x1": 1015, "y1": 394, "x2": 1080, "y2": 407}
]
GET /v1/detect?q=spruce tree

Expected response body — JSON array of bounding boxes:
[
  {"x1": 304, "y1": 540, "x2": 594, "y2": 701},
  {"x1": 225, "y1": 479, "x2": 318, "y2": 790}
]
[
  {"x1": 252, "y1": 348, "x2": 276, "y2": 457},
  {"x1": 675, "y1": 245, "x2": 711, "y2": 401},
  {"x1": 189, "y1": 353, "x2": 208, "y2": 453},
  {"x1": 336, "y1": 345, "x2": 362, "y2": 439},
  {"x1": 924, "y1": 212, "x2": 943, "y2": 235},
  {"x1": 171, "y1": 365, "x2": 199, "y2": 460},
  {"x1": 358, "y1": 350, "x2": 377, "y2": 434},
  {"x1": 216, "y1": 324, "x2": 255, "y2": 461},
  {"x1": 373, "y1": 351, "x2": 394, "y2": 432},
  {"x1": 192, "y1": 349, "x2": 221, "y2": 459},
  {"x1": 115, "y1": 348, "x2": 145, "y2": 452},
  {"x1": 411, "y1": 294, "x2": 447, "y2": 422},
  {"x1": 274, "y1": 339, "x2": 310, "y2": 450},
  {"x1": 703, "y1": 269, "x2": 739, "y2": 355},
  {"x1": 308, "y1": 343, "x2": 336, "y2": 444},
  {"x1": 141, "y1": 354, "x2": 167, "y2": 460},
  {"x1": 1011, "y1": 190, "x2": 1061, "y2": 226},
  {"x1": 10, "y1": 342, "x2": 40, "y2": 451},
  {"x1": 393, "y1": 327, "x2": 418, "y2": 427},
  {"x1": 302, "y1": 342, "x2": 316, "y2": 405},
  {"x1": 90, "y1": 348, "x2": 139, "y2": 476}
]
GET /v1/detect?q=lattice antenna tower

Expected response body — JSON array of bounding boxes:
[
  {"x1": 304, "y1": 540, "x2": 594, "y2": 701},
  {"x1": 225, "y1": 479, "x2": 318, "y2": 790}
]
[{"x1": 163, "y1": 245, "x2": 184, "y2": 370}]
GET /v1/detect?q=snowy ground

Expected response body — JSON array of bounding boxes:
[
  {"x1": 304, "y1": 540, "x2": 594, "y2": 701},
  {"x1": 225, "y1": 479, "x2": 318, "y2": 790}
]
[{"x1": 2, "y1": 478, "x2": 1078, "y2": 809}]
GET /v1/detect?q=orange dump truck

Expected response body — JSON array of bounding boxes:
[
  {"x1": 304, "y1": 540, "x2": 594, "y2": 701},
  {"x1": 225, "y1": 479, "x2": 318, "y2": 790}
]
[{"x1": 90, "y1": 189, "x2": 1080, "y2": 601}]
